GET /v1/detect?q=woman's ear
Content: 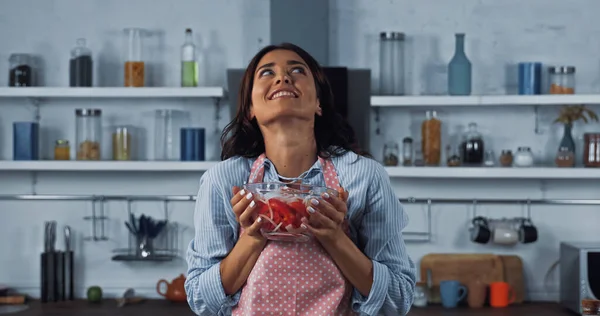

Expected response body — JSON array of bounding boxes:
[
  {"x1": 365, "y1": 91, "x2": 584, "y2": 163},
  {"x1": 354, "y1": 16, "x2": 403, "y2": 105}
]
[{"x1": 316, "y1": 100, "x2": 322, "y2": 116}]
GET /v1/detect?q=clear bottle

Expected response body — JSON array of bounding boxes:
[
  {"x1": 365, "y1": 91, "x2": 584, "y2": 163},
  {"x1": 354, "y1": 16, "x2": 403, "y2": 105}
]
[
  {"x1": 549, "y1": 66, "x2": 575, "y2": 94},
  {"x1": 421, "y1": 111, "x2": 442, "y2": 166},
  {"x1": 69, "y1": 38, "x2": 93, "y2": 87},
  {"x1": 379, "y1": 32, "x2": 405, "y2": 95},
  {"x1": 460, "y1": 122, "x2": 484, "y2": 165},
  {"x1": 75, "y1": 109, "x2": 102, "y2": 160},
  {"x1": 124, "y1": 28, "x2": 145, "y2": 87},
  {"x1": 9, "y1": 54, "x2": 33, "y2": 87},
  {"x1": 181, "y1": 28, "x2": 199, "y2": 87}
]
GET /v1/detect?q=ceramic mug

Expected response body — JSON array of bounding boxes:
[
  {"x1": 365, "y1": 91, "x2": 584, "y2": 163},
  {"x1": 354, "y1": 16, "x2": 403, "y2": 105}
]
[
  {"x1": 489, "y1": 281, "x2": 516, "y2": 308},
  {"x1": 492, "y1": 227, "x2": 519, "y2": 245},
  {"x1": 440, "y1": 280, "x2": 468, "y2": 308}
]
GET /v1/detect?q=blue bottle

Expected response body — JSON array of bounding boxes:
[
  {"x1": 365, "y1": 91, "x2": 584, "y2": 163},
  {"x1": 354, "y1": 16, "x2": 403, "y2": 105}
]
[{"x1": 448, "y1": 33, "x2": 472, "y2": 96}]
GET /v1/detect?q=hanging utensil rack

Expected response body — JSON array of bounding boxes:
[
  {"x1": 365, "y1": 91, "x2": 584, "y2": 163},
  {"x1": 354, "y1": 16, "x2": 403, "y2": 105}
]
[{"x1": 1, "y1": 194, "x2": 599, "y2": 244}]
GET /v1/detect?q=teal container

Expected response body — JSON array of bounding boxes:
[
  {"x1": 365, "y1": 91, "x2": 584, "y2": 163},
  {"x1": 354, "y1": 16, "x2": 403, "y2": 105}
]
[{"x1": 448, "y1": 33, "x2": 472, "y2": 96}]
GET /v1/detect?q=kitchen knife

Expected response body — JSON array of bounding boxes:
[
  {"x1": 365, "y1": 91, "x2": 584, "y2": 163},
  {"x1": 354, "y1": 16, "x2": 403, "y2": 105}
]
[
  {"x1": 40, "y1": 222, "x2": 49, "y2": 303},
  {"x1": 64, "y1": 226, "x2": 74, "y2": 301},
  {"x1": 46, "y1": 221, "x2": 57, "y2": 302}
]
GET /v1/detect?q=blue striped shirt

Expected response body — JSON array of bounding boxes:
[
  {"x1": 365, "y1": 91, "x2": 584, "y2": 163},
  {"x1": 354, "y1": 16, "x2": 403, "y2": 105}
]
[{"x1": 185, "y1": 150, "x2": 416, "y2": 315}]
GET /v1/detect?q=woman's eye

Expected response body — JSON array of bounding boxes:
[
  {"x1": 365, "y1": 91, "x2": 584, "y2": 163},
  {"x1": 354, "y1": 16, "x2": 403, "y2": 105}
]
[
  {"x1": 291, "y1": 67, "x2": 305, "y2": 74},
  {"x1": 259, "y1": 69, "x2": 274, "y2": 77}
]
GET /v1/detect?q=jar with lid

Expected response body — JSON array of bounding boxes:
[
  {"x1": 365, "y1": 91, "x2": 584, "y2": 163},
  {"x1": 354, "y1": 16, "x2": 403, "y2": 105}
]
[
  {"x1": 402, "y1": 137, "x2": 413, "y2": 166},
  {"x1": 584, "y1": 133, "x2": 600, "y2": 167},
  {"x1": 549, "y1": 66, "x2": 575, "y2": 94},
  {"x1": 555, "y1": 146, "x2": 575, "y2": 168},
  {"x1": 124, "y1": 28, "x2": 146, "y2": 87},
  {"x1": 499, "y1": 150, "x2": 513, "y2": 167},
  {"x1": 9, "y1": 54, "x2": 33, "y2": 87},
  {"x1": 112, "y1": 126, "x2": 134, "y2": 161},
  {"x1": 460, "y1": 122, "x2": 485, "y2": 165},
  {"x1": 70, "y1": 38, "x2": 93, "y2": 87},
  {"x1": 413, "y1": 282, "x2": 428, "y2": 307},
  {"x1": 421, "y1": 111, "x2": 441, "y2": 166},
  {"x1": 75, "y1": 109, "x2": 102, "y2": 160},
  {"x1": 513, "y1": 147, "x2": 534, "y2": 167},
  {"x1": 581, "y1": 299, "x2": 600, "y2": 315},
  {"x1": 383, "y1": 141, "x2": 399, "y2": 166},
  {"x1": 54, "y1": 140, "x2": 71, "y2": 160},
  {"x1": 379, "y1": 32, "x2": 405, "y2": 95}
]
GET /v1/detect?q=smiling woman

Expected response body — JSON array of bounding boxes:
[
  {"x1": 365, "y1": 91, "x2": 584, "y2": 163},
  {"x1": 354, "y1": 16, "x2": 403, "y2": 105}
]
[{"x1": 185, "y1": 43, "x2": 416, "y2": 316}]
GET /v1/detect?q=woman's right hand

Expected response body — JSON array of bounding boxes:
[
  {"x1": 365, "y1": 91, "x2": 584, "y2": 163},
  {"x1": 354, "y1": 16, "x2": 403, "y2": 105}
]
[{"x1": 230, "y1": 186, "x2": 264, "y2": 239}]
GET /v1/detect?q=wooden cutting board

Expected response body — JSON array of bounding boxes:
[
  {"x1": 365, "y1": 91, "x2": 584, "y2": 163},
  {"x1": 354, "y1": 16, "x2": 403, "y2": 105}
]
[
  {"x1": 499, "y1": 255, "x2": 526, "y2": 304},
  {"x1": 420, "y1": 253, "x2": 505, "y2": 285}
]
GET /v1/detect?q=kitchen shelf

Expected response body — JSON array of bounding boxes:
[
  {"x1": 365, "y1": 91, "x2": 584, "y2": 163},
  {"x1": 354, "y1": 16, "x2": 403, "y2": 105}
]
[
  {"x1": 1, "y1": 161, "x2": 599, "y2": 179},
  {"x1": 0, "y1": 87, "x2": 224, "y2": 99},
  {"x1": 371, "y1": 94, "x2": 600, "y2": 107},
  {"x1": 384, "y1": 166, "x2": 600, "y2": 179},
  {"x1": 0, "y1": 161, "x2": 219, "y2": 171}
]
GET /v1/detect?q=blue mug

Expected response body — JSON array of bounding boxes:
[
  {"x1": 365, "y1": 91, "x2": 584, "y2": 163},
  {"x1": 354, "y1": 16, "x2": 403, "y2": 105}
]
[{"x1": 440, "y1": 280, "x2": 468, "y2": 308}]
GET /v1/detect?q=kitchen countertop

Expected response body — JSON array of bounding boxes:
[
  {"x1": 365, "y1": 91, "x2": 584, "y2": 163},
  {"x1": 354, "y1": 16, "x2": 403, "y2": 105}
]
[{"x1": 10, "y1": 300, "x2": 577, "y2": 315}]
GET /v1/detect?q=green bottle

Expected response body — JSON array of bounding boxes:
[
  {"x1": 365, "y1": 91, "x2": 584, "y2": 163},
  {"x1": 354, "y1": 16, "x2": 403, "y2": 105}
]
[{"x1": 181, "y1": 28, "x2": 198, "y2": 87}]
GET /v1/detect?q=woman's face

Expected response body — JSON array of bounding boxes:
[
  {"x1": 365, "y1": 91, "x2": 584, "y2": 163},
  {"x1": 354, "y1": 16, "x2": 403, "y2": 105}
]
[{"x1": 250, "y1": 49, "x2": 321, "y2": 125}]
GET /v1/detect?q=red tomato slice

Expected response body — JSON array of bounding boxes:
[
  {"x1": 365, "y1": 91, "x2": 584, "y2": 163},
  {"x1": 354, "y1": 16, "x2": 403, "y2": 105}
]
[
  {"x1": 288, "y1": 200, "x2": 308, "y2": 228},
  {"x1": 269, "y1": 199, "x2": 295, "y2": 227}
]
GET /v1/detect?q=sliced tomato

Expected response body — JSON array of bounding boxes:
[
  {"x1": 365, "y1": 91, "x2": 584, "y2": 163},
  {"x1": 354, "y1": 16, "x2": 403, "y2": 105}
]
[
  {"x1": 288, "y1": 200, "x2": 308, "y2": 228},
  {"x1": 269, "y1": 199, "x2": 295, "y2": 227},
  {"x1": 254, "y1": 200, "x2": 270, "y2": 216}
]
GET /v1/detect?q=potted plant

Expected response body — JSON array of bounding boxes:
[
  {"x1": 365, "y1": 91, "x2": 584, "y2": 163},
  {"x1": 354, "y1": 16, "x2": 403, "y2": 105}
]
[{"x1": 553, "y1": 105, "x2": 599, "y2": 167}]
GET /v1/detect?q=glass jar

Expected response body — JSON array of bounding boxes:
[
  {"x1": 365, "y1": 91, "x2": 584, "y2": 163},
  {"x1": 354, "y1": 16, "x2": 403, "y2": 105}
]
[
  {"x1": 421, "y1": 111, "x2": 441, "y2": 166},
  {"x1": 460, "y1": 122, "x2": 485, "y2": 165},
  {"x1": 484, "y1": 150, "x2": 495, "y2": 166},
  {"x1": 582, "y1": 299, "x2": 600, "y2": 315},
  {"x1": 112, "y1": 126, "x2": 134, "y2": 161},
  {"x1": 124, "y1": 28, "x2": 146, "y2": 87},
  {"x1": 383, "y1": 141, "x2": 399, "y2": 166},
  {"x1": 413, "y1": 282, "x2": 428, "y2": 307},
  {"x1": 54, "y1": 140, "x2": 71, "y2": 160},
  {"x1": 549, "y1": 66, "x2": 575, "y2": 94},
  {"x1": 513, "y1": 147, "x2": 534, "y2": 167},
  {"x1": 379, "y1": 32, "x2": 405, "y2": 95},
  {"x1": 499, "y1": 150, "x2": 513, "y2": 167},
  {"x1": 75, "y1": 109, "x2": 102, "y2": 160},
  {"x1": 9, "y1": 53, "x2": 33, "y2": 87},
  {"x1": 555, "y1": 146, "x2": 575, "y2": 168},
  {"x1": 70, "y1": 38, "x2": 93, "y2": 87},
  {"x1": 584, "y1": 133, "x2": 600, "y2": 168},
  {"x1": 154, "y1": 109, "x2": 190, "y2": 160},
  {"x1": 402, "y1": 137, "x2": 413, "y2": 166}
]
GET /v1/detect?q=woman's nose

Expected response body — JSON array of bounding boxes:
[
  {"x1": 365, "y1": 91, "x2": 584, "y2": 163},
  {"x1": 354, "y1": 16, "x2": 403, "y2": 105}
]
[{"x1": 275, "y1": 74, "x2": 292, "y2": 85}]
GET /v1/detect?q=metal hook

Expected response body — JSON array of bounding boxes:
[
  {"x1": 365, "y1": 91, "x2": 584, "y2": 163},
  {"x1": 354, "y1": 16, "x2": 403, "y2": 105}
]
[
  {"x1": 526, "y1": 199, "x2": 532, "y2": 219},
  {"x1": 472, "y1": 199, "x2": 478, "y2": 218}
]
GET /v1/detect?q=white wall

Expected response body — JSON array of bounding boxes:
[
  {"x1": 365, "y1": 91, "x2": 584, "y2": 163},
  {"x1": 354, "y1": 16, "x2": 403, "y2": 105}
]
[{"x1": 1, "y1": 0, "x2": 600, "y2": 301}]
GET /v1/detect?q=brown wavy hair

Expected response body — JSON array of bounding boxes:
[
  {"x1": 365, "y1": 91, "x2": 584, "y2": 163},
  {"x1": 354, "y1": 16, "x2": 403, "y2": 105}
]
[{"x1": 220, "y1": 42, "x2": 369, "y2": 161}]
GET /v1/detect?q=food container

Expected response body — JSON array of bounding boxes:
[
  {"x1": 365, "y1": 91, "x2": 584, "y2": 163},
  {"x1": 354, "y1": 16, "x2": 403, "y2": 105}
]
[
  {"x1": 243, "y1": 182, "x2": 338, "y2": 242},
  {"x1": 112, "y1": 126, "x2": 134, "y2": 161},
  {"x1": 124, "y1": 28, "x2": 146, "y2": 87},
  {"x1": 9, "y1": 53, "x2": 33, "y2": 87},
  {"x1": 549, "y1": 66, "x2": 575, "y2": 94},
  {"x1": 383, "y1": 141, "x2": 399, "y2": 166},
  {"x1": 75, "y1": 109, "x2": 102, "y2": 160},
  {"x1": 54, "y1": 140, "x2": 71, "y2": 160},
  {"x1": 422, "y1": 111, "x2": 441, "y2": 166}
]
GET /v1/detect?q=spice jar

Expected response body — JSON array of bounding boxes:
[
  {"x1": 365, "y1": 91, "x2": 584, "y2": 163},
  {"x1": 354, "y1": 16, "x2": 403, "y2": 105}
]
[
  {"x1": 421, "y1": 111, "x2": 441, "y2": 166},
  {"x1": 383, "y1": 141, "x2": 399, "y2": 166},
  {"x1": 513, "y1": 147, "x2": 534, "y2": 167},
  {"x1": 499, "y1": 150, "x2": 513, "y2": 167},
  {"x1": 75, "y1": 109, "x2": 102, "y2": 160},
  {"x1": 584, "y1": 133, "x2": 600, "y2": 168},
  {"x1": 402, "y1": 137, "x2": 413, "y2": 166},
  {"x1": 112, "y1": 126, "x2": 134, "y2": 161},
  {"x1": 124, "y1": 28, "x2": 146, "y2": 87},
  {"x1": 581, "y1": 299, "x2": 600, "y2": 315},
  {"x1": 555, "y1": 146, "x2": 575, "y2": 168},
  {"x1": 54, "y1": 140, "x2": 71, "y2": 160},
  {"x1": 549, "y1": 66, "x2": 575, "y2": 94},
  {"x1": 9, "y1": 53, "x2": 33, "y2": 87}
]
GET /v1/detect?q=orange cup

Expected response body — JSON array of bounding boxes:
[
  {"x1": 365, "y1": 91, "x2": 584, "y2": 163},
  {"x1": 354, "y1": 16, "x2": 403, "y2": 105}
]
[{"x1": 489, "y1": 282, "x2": 516, "y2": 308}]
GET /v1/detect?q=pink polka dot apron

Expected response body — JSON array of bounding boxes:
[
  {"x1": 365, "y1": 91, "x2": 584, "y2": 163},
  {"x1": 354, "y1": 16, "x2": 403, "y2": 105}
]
[{"x1": 232, "y1": 154, "x2": 356, "y2": 316}]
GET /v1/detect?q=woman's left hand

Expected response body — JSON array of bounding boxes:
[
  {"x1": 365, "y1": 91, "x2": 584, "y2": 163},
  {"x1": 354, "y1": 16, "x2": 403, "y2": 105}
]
[{"x1": 302, "y1": 188, "x2": 349, "y2": 245}]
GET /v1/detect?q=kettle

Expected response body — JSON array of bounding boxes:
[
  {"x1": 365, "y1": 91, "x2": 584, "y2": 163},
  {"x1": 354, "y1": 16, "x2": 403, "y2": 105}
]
[{"x1": 156, "y1": 274, "x2": 187, "y2": 302}]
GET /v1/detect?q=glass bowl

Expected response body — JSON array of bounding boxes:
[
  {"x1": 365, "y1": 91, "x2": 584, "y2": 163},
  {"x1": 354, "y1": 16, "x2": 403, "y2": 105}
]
[{"x1": 243, "y1": 182, "x2": 339, "y2": 242}]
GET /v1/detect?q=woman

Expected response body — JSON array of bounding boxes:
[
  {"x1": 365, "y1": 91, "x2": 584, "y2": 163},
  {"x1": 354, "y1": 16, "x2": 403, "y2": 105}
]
[{"x1": 185, "y1": 43, "x2": 416, "y2": 316}]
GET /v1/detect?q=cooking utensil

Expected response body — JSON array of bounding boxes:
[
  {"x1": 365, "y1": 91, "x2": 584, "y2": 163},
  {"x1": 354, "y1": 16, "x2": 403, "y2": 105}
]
[{"x1": 63, "y1": 226, "x2": 74, "y2": 301}]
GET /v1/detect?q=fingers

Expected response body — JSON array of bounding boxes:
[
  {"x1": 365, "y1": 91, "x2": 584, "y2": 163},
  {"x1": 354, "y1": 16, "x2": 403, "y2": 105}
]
[
  {"x1": 230, "y1": 186, "x2": 243, "y2": 206},
  {"x1": 245, "y1": 215, "x2": 263, "y2": 235},
  {"x1": 232, "y1": 189, "x2": 254, "y2": 218},
  {"x1": 322, "y1": 191, "x2": 348, "y2": 215},
  {"x1": 307, "y1": 199, "x2": 344, "y2": 228},
  {"x1": 238, "y1": 199, "x2": 258, "y2": 227}
]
